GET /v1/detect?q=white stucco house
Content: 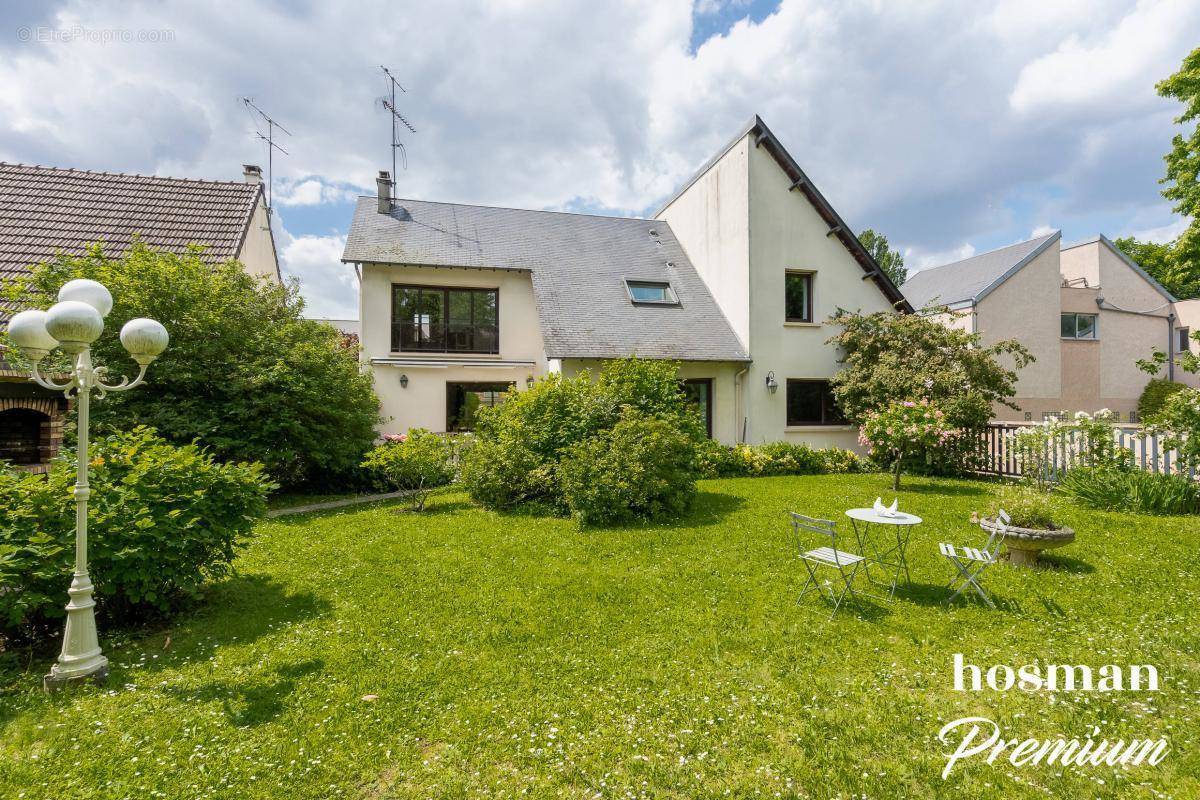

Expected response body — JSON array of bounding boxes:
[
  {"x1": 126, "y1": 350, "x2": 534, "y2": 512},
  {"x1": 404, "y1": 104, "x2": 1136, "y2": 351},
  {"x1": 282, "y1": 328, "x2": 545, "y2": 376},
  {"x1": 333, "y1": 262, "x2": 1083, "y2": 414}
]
[
  {"x1": 342, "y1": 116, "x2": 910, "y2": 447},
  {"x1": 901, "y1": 232, "x2": 1190, "y2": 421}
]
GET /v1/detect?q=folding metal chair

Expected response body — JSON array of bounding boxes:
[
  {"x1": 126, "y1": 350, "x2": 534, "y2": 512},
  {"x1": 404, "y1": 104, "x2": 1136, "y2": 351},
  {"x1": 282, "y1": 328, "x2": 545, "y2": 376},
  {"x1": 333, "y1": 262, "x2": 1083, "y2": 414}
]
[
  {"x1": 940, "y1": 509, "x2": 1009, "y2": 609},
  {"x1": 790, "y1": 512, "x2": 871, "y2": 618}
]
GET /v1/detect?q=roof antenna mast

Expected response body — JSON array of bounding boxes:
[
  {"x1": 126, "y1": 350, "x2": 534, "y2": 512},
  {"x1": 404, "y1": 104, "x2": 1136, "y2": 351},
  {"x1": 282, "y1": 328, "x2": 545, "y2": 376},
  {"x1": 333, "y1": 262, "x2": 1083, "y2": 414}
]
[
  {"x1": 377, "y1": 66, "x2": 417, "y2": 185},
  {"x1": 241, "y1": 97, "x2": 291, "y2": 216}
]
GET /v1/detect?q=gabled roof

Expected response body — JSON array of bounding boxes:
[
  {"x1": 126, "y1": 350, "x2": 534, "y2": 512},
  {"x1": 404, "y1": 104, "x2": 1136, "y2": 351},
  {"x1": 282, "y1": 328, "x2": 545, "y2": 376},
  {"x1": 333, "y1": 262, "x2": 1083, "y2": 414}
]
[
  {"x1": 343, "y1": 197, "x2": 750, "y2": 362},
  {"x1": 0, "y1": 162, "x2": 264, "y2": 288},
  {"x1": 1061, "y1": 234, "x2": 1177, "y2": 303},
  {"x1": 900, "y1": 232, "x2": 1061, "y2": 309},
  {"x1": 655, "y1": 115, "x2": 912, "y2": 312}
]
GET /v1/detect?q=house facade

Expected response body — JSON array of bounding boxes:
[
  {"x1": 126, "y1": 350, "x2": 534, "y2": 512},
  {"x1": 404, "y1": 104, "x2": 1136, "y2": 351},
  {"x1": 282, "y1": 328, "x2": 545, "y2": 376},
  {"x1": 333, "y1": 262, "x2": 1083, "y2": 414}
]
[
  {"x1": 0, "y1": 162, "x2": 281, "y2": 470},
  {"x1": 343, "y1": 117, "x2": 908, "y2": 448},
  {"x1": 901, "y1": 232, "x2": 1185, "y2": 421}
]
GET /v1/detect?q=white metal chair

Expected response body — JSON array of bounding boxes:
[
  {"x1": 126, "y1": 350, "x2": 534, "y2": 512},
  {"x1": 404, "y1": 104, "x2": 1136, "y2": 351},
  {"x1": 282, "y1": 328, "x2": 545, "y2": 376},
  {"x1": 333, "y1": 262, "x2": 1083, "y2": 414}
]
[
  {"x1": 790, "y1": 512, "x2": 870, "y2": 618},
  {"x1": 940, "y1": 509, "x2": 1009, "y2": 609}
]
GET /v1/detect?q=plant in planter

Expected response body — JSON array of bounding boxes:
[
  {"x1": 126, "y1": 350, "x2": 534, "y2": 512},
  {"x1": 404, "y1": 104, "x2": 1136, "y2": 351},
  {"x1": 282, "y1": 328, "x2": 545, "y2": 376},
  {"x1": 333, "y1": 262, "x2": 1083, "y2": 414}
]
[
  {"x1": 982, "y1": 487, "x2": 1075, "y2": 567},
  {"x1": 858, "y1": 399, "x2": 955, "y2": 490}
]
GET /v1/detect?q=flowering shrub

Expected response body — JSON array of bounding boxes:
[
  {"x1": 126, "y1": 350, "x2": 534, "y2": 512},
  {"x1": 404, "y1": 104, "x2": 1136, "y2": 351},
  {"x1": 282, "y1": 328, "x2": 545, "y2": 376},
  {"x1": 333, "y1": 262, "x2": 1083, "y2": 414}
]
[
  {"x1": 858, "y1": 399, "x2": 955, "y2": 490},
  {"x1": 1149, "y1": 388, "x2": 1200, "y2": 472}
]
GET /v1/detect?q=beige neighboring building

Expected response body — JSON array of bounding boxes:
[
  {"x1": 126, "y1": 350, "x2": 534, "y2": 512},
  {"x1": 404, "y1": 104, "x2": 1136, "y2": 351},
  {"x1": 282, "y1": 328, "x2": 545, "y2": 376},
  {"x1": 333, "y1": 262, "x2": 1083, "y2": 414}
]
[
  {"x1": 0, "y1": 162, "x2": 281, "y2": 470},
  {"x1": 901, "y1": 232, "x2": 1186, "y2": 422},
  {"x1": 343, "y1": 116, "x2": 909, "y2": 447}
]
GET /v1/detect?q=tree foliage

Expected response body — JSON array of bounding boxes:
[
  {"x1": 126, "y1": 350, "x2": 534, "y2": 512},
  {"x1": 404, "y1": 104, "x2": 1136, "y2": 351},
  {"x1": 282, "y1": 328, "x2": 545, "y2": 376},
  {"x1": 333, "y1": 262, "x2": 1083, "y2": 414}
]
[
  {"x1": 858, "y1": 228, "x2": 907, "y2": 287},
  {"x1": 2, "y1": 244, "x2": 381, "y2": 488},
  {"x1": 1111, "y1": 47, "x2": 1200, "y2": 300},
  {"x1": 826, "y1": 306, "x2": 1032, "y2": 430}
]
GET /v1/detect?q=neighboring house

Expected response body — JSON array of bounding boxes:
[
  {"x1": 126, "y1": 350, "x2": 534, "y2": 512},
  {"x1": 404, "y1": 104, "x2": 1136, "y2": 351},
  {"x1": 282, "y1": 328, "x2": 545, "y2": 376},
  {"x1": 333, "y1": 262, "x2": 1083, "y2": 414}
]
[
  {"x1": 901, "y1": 232, "x2": 1184, "y2": 422},
  {"x1": 1174, "y1": 298, "x2": 1200, "y2": 390},
  {"x1": 0, "y1": 162, "x2": 281, "y2": 470},
  {"x1": 342, "y1": 116, "x2": 908, "y2": 448}
]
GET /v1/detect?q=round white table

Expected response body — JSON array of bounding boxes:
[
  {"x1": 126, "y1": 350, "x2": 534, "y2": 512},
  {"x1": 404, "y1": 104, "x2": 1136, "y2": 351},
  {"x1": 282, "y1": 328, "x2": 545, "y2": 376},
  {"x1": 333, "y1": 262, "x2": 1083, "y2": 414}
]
[{"x1": 844, "y1": 508, "x2": 923, "y2": 599}]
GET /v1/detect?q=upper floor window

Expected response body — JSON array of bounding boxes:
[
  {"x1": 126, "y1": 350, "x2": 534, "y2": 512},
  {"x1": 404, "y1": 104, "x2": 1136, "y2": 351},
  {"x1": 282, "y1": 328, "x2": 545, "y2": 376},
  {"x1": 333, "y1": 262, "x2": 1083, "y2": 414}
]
[
  {"x1": 626, "y1": 280, "x2": 678, "y2": 305},
  {"x1": 1061, "y1": 313, "x2": 1098, "y2": 340},
  {"x1": 786, "y1": 379, "x2": 844, "y2": 426},
  {"x1": 1178, "y1": 327, "x2": 1192, "y2": 353},
  {"x1": 785, "y1": 272, "x2": 813, "y2": 323},
  {"x1": 392, "y1": 284, "x2": 498, "y2": 353}
]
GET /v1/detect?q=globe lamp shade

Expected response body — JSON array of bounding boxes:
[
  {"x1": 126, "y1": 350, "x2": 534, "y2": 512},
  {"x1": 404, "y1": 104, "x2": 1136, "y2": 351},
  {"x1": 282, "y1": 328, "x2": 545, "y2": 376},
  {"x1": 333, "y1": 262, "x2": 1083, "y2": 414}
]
[
  {"x1": 119, "y1": 318, "x2": 169, "y2": 365},
  {"x1": 6, "y1": 309, "x2": 59, "y2": 362},
  {"x1": 44, "y1": 301, "x2": 104, "y2": 354},
  {"x1": 57, "y1": 278, "x2": 113, "y2": 317}
]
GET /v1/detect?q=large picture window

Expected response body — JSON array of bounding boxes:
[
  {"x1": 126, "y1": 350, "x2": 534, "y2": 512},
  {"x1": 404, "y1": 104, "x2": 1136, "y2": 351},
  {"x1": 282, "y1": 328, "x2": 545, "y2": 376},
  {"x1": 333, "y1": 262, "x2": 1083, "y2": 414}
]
[
  {"x1": 680, "y1": 378, "x2": 713, "y2": 438},
  {"x1": 446, "y1": 382, "x2": 513, "y2": 432},
  {"x1": 392, "y1": 285, "x2": 498, "y2": 353},
  {"x1": 786, "y1": 379, "x2": 843, "y2": 426},
  {"x1": 1060, "y1": 313, "x2": 1098, "y2": 340},
  {"x1": 785, "y1": 272, "x2": 813, "y2": 323}
]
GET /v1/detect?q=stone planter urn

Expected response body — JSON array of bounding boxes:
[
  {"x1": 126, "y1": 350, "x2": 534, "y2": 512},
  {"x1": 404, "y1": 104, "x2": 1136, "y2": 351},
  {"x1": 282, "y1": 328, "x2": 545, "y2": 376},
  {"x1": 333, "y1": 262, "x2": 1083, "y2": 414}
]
[{"x1": 981, "y1": 517, "x2": 1075, "y2": 568}]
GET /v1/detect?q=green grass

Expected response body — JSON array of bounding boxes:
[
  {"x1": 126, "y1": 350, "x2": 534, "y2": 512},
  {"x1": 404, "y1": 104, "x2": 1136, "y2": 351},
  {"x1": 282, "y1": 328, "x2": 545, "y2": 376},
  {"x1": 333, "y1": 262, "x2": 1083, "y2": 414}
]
[{"x1": 2, "y1": 474, "x2": 1198, "y2": 798}]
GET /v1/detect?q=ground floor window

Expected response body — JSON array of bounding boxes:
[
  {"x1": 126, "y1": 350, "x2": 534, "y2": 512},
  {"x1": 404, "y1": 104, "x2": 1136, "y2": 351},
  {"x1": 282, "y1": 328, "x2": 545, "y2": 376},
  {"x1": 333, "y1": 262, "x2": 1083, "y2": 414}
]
[
  {"x1": 680, "y1": 378, "x2": 713, "y2": 438},
  {"x1": 785, "y1": 379, "x2": 843, "y2": 426},
  {"x1": 446, "y1": 382, "x2": 513, "y2": 432}
]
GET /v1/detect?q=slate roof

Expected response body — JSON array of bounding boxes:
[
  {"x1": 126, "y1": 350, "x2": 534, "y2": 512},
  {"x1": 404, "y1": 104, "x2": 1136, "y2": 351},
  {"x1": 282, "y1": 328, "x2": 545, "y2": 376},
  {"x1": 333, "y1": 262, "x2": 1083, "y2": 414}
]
[
  {"x1": 900, "y1": 232, "x2": 1061, "y2": 309},
  {"x1": 343, "y1": 197, "x2": 750, "y2": 362},
  {"x1": 0, "y1": 162, "x2": 263, "y2": 294}
]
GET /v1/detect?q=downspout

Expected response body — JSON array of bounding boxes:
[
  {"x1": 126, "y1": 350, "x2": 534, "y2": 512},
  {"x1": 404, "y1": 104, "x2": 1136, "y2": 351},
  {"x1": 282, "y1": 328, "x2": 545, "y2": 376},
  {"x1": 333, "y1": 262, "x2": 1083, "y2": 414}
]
[
  {"x1": 1168, "y1": 311, "x2": 1176, "y2": 382},
  {"x1": 734, "y1": 366, "x2": 748, "y2": 444}
]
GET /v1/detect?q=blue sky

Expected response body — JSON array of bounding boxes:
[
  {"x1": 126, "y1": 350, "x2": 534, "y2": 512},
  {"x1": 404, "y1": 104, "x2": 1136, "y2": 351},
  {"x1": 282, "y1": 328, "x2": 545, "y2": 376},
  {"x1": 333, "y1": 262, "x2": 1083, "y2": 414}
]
[{"x1": 1, "y1": 0, "x2": 1196, "y2": 318}]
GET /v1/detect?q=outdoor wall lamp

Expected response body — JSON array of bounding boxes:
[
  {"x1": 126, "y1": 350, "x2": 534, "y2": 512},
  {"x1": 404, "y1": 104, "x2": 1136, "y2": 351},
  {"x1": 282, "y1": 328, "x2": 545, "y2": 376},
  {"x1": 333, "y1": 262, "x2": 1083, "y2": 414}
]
[
  {"x1": 765, "y1": 370, "x2": 778, "y2": 394},
  {"x1": 6, "y1": 279, "x2": 168, "y2": 691},
  {"x1": 399, "y1": 373, "x2": 409, "y2": 388},
  {"x1": 526, "y1": 375, "x2": 535, "y2": 389}
]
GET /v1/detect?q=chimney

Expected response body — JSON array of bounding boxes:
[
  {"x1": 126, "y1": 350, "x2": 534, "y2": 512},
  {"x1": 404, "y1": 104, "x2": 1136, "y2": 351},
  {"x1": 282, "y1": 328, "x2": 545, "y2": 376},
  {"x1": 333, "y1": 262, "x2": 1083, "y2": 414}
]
[
  {"x1": 376, "y1": 170, "x2": 394, "y2": 214},
  {"x1": 242, "y1": 164, "x2": 263, "y2": 184}
]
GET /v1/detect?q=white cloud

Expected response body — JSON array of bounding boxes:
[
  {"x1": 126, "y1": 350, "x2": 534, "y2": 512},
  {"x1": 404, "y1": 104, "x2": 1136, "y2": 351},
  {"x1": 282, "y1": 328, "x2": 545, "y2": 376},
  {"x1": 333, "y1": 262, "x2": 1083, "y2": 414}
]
[
  {"x1": 0, "y1": 0, "x2": 1195, "y2": 310},
  {"x1": 275, "y1": 224, "x2": 357, "y2": 319},
  {"x1": 1124, "y1": 216, "x2": 1191, "y2": 243},
  {"x1": 906, "y1": 243, "x2": 978, "y2": 274},
  {"x1": 1009, "y1": 0, "x2": 1195, "y2": 115},
  {"x1": 1031, "y1": 224, "x2": 1056, "y2": 237}
]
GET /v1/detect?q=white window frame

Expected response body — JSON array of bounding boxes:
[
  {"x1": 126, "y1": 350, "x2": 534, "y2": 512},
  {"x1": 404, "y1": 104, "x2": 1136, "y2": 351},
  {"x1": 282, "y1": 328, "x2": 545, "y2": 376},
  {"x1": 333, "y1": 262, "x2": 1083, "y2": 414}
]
[
  {"x1": 625, "y1": 279, "x2": 679, "y2": 306},
  {"x1": 1061, "y1": 312, "x2": 1099, "y2": 340}
]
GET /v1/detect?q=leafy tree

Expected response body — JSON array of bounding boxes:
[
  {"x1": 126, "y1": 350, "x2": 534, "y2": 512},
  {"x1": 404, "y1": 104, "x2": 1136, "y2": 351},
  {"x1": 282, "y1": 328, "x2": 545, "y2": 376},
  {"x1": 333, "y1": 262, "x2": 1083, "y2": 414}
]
[
  {"x1": 2, "y1": 243, "x2": 381, "y2": 488},
  {"x1": 826, "y1": 305, "x2": 1032, "y2": 430},
  {"x1": 1159, "y1": 47, "x2": 1200, "y2": 263},
  {"x1": 859, "y1": 399, "x2": 953, "y2": 490},
  {"x1": 1110, "y1": 48, "x2": 1200, "y2": 301},
  {"x1": 858, "y1": 228, "x2": 907, "y2": 287}
]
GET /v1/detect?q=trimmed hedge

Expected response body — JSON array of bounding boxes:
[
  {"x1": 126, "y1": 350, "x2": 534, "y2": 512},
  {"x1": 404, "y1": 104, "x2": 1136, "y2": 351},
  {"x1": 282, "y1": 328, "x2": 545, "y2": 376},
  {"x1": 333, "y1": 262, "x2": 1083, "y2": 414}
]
[
  {"x1": 695, "y1": 439, "x2": 867, "y2": 479},
  {"x1": 0, "y1": 427, "x2": 272, "y2": 640}
]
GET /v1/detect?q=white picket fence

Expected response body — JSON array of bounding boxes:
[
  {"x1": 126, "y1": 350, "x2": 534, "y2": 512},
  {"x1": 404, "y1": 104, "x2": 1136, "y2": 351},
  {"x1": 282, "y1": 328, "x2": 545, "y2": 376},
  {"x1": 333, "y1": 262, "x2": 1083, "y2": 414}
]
[{"x1": 976, "y1": 422, "x2": 1195, "y2": 480}]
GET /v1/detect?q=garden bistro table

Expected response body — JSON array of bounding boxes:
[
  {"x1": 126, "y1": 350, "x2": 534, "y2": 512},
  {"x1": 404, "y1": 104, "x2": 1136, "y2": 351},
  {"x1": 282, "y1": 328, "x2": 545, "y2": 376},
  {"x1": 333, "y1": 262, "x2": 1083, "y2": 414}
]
[{"x1": 844, "y1": 507, "x2": 923, "y2": 599}]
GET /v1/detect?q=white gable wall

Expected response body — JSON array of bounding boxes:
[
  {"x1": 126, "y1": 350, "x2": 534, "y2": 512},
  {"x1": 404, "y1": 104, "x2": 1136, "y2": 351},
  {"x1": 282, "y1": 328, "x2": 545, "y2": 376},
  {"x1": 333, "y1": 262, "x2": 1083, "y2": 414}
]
[{"x1": 655, "y1": 138, "x2": 752, "y2": 349}]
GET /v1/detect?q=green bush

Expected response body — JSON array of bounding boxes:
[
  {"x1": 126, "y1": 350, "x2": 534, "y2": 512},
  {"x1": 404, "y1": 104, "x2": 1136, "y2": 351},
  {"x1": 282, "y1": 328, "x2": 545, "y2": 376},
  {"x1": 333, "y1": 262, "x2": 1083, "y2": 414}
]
[
  {"x1": 361, "y1": 429, "x2": 457, "y2": 510},
  {"x1": 1139, "y1": 379, "x2": 1187, "y2": 420},
  {"x1": 558, "y1": 412, "x2": 697, "y2": 526},
  {"x1": 0, "y1": 428, "x2": 272, "y2": 640},
  {"x1": 461, "y1": 358, "x2": 704, "y2": 514},
  {"x1": 2, "y1": 244, "x2": 381, "y2": 489},
  {"x1": 993, "y1": 487, "x2": 1060, "y2": 529},
  {"x1": 694, "y1": 440, "x2": 867, "y2": 479},
  {"x1": 1058, "y1": 467, "x2": 1200, "y2": 515}
]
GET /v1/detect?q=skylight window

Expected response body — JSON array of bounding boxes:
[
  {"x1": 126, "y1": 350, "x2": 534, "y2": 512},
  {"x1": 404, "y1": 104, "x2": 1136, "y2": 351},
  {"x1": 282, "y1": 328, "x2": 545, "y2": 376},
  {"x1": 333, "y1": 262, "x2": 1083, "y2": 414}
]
[{"x1": 626, "y1": 280, "x2": 678, "y2": 305}]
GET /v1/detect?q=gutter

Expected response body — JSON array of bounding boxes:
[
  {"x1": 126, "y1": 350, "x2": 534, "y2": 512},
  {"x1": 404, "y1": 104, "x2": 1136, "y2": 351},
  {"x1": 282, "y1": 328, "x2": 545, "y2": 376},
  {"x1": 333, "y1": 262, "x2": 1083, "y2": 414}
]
[{"x1": 1095, "y1": 296, "x2": 1176, "y2": 382}]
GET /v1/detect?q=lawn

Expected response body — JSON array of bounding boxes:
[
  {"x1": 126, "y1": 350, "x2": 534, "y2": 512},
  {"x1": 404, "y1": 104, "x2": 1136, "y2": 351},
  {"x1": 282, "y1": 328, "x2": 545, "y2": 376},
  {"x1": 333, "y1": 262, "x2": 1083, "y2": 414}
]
[{"x1": 1, "y1": 473, "x2": 1198, "y2": 799}]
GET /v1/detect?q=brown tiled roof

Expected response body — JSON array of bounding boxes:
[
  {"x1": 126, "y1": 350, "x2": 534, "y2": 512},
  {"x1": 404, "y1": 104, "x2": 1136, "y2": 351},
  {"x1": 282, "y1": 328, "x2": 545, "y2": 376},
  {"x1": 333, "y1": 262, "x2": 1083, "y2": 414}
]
[{"x1": 0, "y1": 162, "x2": 262, "y2": 287}]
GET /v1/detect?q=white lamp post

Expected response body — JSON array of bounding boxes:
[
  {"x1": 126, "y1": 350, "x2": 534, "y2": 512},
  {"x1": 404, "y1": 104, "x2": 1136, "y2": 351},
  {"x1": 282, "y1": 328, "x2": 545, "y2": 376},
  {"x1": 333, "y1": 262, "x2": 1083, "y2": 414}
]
[{"x1": 5, "y1": 279, "x2": 168, "y2": 691}]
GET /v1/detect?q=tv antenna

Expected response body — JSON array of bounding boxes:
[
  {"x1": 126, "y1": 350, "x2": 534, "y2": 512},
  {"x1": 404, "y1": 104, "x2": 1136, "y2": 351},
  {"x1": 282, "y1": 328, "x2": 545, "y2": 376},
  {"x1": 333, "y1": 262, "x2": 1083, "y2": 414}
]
[
  {"x1": 241, "y1": 97, "x2": 291, "y2": 214},
  {"x1": 377, "y1": 66, "x2": 416, "y2": 182}
]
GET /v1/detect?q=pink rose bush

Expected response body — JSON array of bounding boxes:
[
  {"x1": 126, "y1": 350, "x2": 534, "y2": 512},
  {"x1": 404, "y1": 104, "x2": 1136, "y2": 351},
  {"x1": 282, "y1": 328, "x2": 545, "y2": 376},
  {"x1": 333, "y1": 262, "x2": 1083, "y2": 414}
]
[{"x1": 859, "y1": 399, "x2": 956, "y2": 489}]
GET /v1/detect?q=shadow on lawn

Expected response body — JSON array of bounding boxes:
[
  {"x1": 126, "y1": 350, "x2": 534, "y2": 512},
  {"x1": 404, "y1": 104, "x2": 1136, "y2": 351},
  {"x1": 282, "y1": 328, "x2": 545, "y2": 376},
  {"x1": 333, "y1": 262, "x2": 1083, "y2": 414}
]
[
  {"x1": 162, "y1": 658, "x2": 325, "y2": 727},
  {"x1": 895, "y1": 481, "x2": 991, "y2": 498},
  {"x1": 893, "y1": 581, "x2": 1024, "y2": 614}
]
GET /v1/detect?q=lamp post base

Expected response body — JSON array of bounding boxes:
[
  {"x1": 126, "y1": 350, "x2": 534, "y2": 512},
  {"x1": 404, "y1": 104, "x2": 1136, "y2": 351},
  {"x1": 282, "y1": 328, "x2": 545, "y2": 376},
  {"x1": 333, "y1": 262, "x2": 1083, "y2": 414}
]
[{"x1": 44, "y1": 658, "x2": 109, "y2": 692}]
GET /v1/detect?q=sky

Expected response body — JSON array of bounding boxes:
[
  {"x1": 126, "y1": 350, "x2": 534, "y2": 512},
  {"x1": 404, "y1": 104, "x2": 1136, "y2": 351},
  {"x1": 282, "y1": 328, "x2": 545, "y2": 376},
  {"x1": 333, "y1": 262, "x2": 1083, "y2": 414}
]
[{"x1": 1, "y1": 0, "x2": 1197, "y2": 319}]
